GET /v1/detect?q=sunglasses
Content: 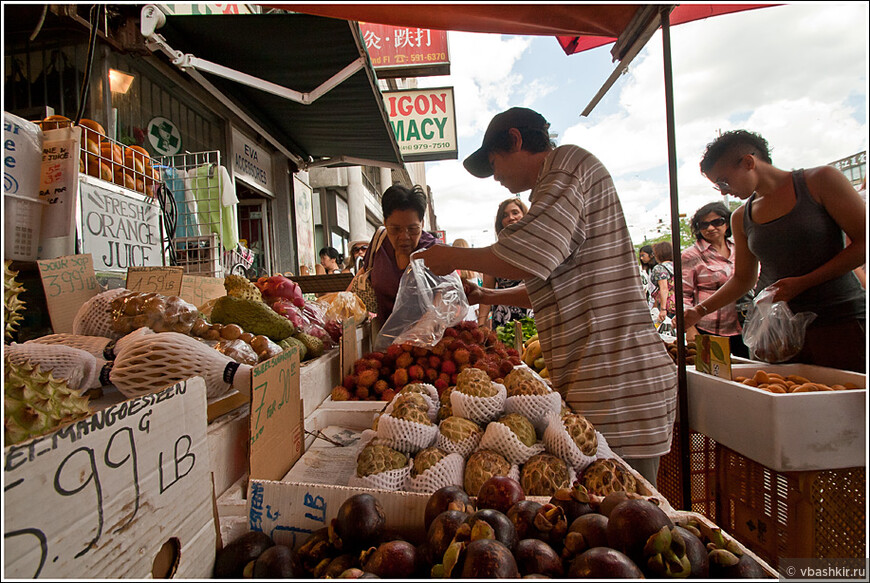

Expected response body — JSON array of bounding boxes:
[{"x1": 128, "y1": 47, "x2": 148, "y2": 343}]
[
  {"x1": 352, "y1": 245, "x2": 368, "y2": 252},
  {"x1": 699, "y1": 217, "x2": 727, "y2": 229}
]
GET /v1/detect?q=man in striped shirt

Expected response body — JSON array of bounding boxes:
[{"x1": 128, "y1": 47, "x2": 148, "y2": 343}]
[{"x1": 417, "y1": 107, "x2": 677, "y2": 484}]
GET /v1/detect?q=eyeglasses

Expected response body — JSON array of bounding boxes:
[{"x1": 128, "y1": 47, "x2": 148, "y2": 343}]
[
  {"x1": 385, "y1": 224, "x2": 422, "y2": 237},
  {"x1": 699, "y1": 217, "x2": 727, "y2": 229},
  {"x1": 712, "y1": 181, "x2": 732, "y2": 194}
]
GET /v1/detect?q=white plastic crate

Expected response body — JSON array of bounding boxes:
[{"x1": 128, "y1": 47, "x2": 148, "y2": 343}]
[
  {"x1": 687, "y1": 363, "x2": 865, "y2": 471},
  {"x1": 4, "y1": 192, "x2": 47, "y2": 261}
]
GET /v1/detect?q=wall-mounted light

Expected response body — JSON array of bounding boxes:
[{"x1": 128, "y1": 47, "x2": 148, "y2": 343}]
[{"x1": 109, "y1": 68, "x2": 135, "y2": 94}]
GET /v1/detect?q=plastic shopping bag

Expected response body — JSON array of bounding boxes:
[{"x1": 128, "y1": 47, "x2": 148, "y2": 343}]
[
  {"x1": 374, "y1": 256, "x2": 468, "y2": 351},
  {"x1": 742, "y1": 287, "x2": 817, "y2": 363}
]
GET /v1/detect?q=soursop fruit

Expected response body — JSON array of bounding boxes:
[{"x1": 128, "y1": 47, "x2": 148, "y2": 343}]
[
  {"x1": 390, "y1": 400, "x2": 433, "y2": 426},
  {"x1": 4, "y1": 261, "x2": 26, "y2": 343},
  {"x1": 496, "y1": 413, "x2": 537, "y2": 447},
  {"x1": 464, "y1": 449, "x2": 511, "y2": 496},
  {"x1": 562, "y1": 412, "x2": 598, "y2": 456},
  {"x1": 579, "y1": 458, "x2": 639, "y2": 496},
  {"x1": 211, "y1": 296, "x2": 295, "y2": 341},
  {"x1": 521, "y1": 453, "x2": 570, "y2": 496},
  {"x1": 293, "y1": 331, "x2": 324, "y2": 359},
  {"x1": 278, "y1": 336, "x2": 307, "y2": 360},
  {"x1": 224, "y1": 274, "x2": 263, "y2": 302},
  {"x1": 439, "y1": 416, "x2": 482, "y2": 444},
  {"x1": 4, "y1": 355, "x2": 90, "y2": 445},
  {"x1": 356, "y1": 444, "x2": 408, "y2": 477},
  {"x1": 456, "y1": 368, "x2": 497, "y2": 398},
  {"x1": 412, "y1": 447, "x2": 448, "y2": 477}
]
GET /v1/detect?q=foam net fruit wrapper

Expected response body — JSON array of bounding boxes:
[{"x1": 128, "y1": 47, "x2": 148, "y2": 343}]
[
  {"x1": 435, "y1": 427, "x2": 482, "y2": 458},
  {"x1": 450, "y1": 383, "x2": 507, "y2": 425},
  {"x1": 376, "y1": 413, "x2": 438, "y2": 455},
  {"x1": 347, "y1": 432, "x2": 412, "y2": 491},
  {"x1": 504, "y1": 391, "x2": 563, "y2": 437},
  {"x1": 73, "y1": 288, "x2": 130, "y2": 339},
  {"x1": 405, "y1": 452, "x2": 465, "y2": 494},
  {"x1": 6, "y1": 342, "x2": 104, "y2": 392},
  {"x1": 479, "y1": 420, "x2": 546, "y2": 466},
  {"x1": 108, "y1": 331, "x2": 251, "y2": 399},
  {"x1": 27, "y1": 333, "x2": 117, "y2": 360},
  {"x1": 542, "y1": 411, "x2": 597, "y2": 474}
]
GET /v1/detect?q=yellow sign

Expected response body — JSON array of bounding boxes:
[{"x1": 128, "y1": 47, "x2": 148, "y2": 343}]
[{"x1": 694, "y1": 334, "x2": 732, "y2": 379}]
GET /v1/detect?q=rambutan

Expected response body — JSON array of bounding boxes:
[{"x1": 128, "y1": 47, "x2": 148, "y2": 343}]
[
  {"x1": 506, "y1": 347, "x2": 519, "y2": 357},
  {"x1": 355, "y1": 386, "x2": 370, "y2": 400},
  {"x1": 385, "y1": 344, "x2": 404, "y2": 360},
  {"x1": 357, "y1": 369, "x2": 379, "y2": 388},
  {"x1": 444, "y1": 327, "x2": 459, "y2": 338},
  {"x1": 342, "y1": 374, "x2": 358, "y2": 390},
  {"x1": 471, "y1": 328, "x2": 486, "y2": 345},
  {"x1": 508, "y1": 355, "x2": 522, "y2": 366},
  {"x1": 469, "y1": 345, "x2": 485, "y2": 363},
  {"x1": 434, "y1": 378, "x2": 448, "y2": 393},
  {"x1": 396, "y1": 352, "x2": 414, "y2": 369},
  {"x1": 426, "y1": 368, "x2": 439, "y2": 382},
  {"x1": 460, "y1": 330, "x2": 475, "y2": 344},
  {"x1": 408, "y1": 364, "x2": 425, "y2": 381},
  {"x1": 331, "y1": 386, "x2": 352, "y2": 401},
  {"x1": 437, "y1": 372, "x2": 451, "y2": 387},
  {"x1": 392, "y1": 368, "x2": 409, "y2": 388},
  {"x1": 499, "y1": 360, "x2": 515, "y2": 377},
  {"x1": 381, "y1": 389, "x2": 396, "y2": 402},
  {"x1": 454, "y1": 348, "x2": 470, "y2": 364},
  {"x1": 373, "y1": 379, "x2": 389, "y2": 395},
  {"x1": 413, "y1": 346, "x2": 429, "y2": 358},
  {"x1": 428, "y1": 355, "x2": 442, "y2": 369},
  {"x1": 441, "y1": 360, "x2": 457, "y2": 376}
]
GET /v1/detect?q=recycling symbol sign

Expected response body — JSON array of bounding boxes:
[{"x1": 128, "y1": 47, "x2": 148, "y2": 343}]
[{"x1": 147, "y1": 116, "x2": 182, "y2": 156}]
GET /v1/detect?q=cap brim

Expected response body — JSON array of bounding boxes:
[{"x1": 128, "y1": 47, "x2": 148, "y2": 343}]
[{"x1": 463, "y1": 147, "x2": 493, "y2": 178}]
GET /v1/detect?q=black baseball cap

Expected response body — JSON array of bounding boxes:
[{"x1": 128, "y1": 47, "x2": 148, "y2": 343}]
[{"x1": 463, "y1": 107, "x2": 549, "y2": 178}]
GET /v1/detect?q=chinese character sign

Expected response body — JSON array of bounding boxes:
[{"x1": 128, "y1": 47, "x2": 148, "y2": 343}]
[{"x1": 360, "y1": 23, "x2": 450, "y2": 77}]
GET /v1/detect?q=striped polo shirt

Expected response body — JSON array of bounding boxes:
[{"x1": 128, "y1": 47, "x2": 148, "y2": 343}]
[{"x1": 492, "y1": 145, "x2": 677, "y2": 459}]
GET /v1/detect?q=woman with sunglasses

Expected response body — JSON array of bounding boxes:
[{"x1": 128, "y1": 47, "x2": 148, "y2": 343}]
[
  {"x1": 685, "y1": 130, "x2": 865, "y2": 372},
  {"x1": 682, "y1": 201, "x2": 749, "y2": 357},
  {"x1": 343, "y1": 241, "x2": 369, "y2": 274}
]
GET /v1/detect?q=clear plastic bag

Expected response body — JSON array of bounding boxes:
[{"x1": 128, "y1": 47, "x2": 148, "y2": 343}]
[
  {"x1": 374, "y1": 257, "x2": 468, "y2": 351},
  {"x1": 742, "y1": 287, "x2": 817, "y2": 363}
]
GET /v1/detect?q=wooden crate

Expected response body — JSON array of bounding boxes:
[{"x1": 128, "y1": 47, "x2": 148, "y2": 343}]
[
  {"x1": 716, "y1": 445, "x2": 866, "y2": 570},
  {"x1": 656, "y1": 422, "x2": 718, "y2": 521}
]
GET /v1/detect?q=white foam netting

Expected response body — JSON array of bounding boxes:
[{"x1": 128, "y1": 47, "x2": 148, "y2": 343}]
[
  {"x1": 72, "y1": 288, "x2": 130, "y2": 339},
  {"x1": 375, "y1": 413, "x2": 439, "y2": 455},
  {"x1": 593, "y1": 431, "x2": 616, "y2": 461},
  {"x1": 6, "y1": 342, "x2": 103, "y2": 392},
  {"x1": 435, "y1": 427, "x2": 483, "y2": 458},
  {"x1": 479, "y1": 421, "x2": 546, "y2": 466},
  {"x1": 450, "y1": 383, "x2": 507, "y2": 424},
  {"x1": 110, "y1": 331, "x2": 250, "y2": 399},
  {"x1": 405, "y1": 452, "x2": 465, "y2": 494},
  {"x1": 26, "y1": 333, "x2": 114, "y2": 360},
  {"x1": 542, "y1": 411, "x2": 597, "y2": 474},
  {"x1": 503, "y1": 391, "x2": 563, "y2": 437},
  {"x1": 385, "y1": 388, "x2": 439, "y2": 423},
  {"x1": 399, "y1": 382, "x2": 439, "y2": 402},
  {"x1": 348, "y1": 431, "x2": 413, "y2": 491}
]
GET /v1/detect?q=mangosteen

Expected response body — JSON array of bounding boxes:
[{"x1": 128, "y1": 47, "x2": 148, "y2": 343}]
[
  {"x1": 425, "y1": 485, "x2": 474, "y2": 532},
  {"x1": 213, "y1": 530, "x2": 275, "y2": 578},
  {"x1": 563, "y1": 512, "x2": 609, "y2": 559},
  {"x1": 453, "y1": 538, "x2": 520, "y2": 578},
  {"x1": 316, "y1": 553, "x2": 359, "y2": 579},
  {"x1": 567, "y1": 547, "x2": 644, "y2": 578},
  {"x1": 333, "y1": 493, "x2": 386, "y2": 550},
  {"x1": 361, "y1": 540, "x2": 418, "y2": 578},
  {"x1": 514, "y1": 538, "x2": 564, "y2": 578},
  {"x1": 476, "y1": 475, "x2": 526, "y2": 514},
  {"x1": 337, "y1": 567, "x2": 380, "y2": 578},
  {"x1": 297, "y1": 527, "x2": 336, "y2": 575},
  {"x1": 532, "y1": 503, "x2": 569, "y2": 551},
  {"x1": 675, "y1": 525, "x2": 709, "y2": 578},
  {"x1": 709, "y1": 549, "x2": 765, "y2": 578},
  {"x1": 467, "y1": 508, "x2": 518, "y2": 551},
  {"x1": 606, "y1": 498, "x2": 674, "y2": 564},
  {"x1": 549, "y1": 486, "x2": 595, "y2": 523},
  {"x1": 642, "y1": 526, "x2": 692, "y2": 578},
  {"x1": 251, "y1": 544, "x2": 301, "y2": 578},
  {"x1": 427, "y1": 509, "x2": 471, "y2": 559},
  {"x1": 507, "y1": 500, "x2": 544, "y2": 541},
  {"x1": 599, "y1": 490, "x2": 632, "y2": 518}
]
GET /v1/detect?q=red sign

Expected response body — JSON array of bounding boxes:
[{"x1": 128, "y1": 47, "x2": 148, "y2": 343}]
[{"x1": 360, "y1": 23, "x2": 450, "y2": 78}]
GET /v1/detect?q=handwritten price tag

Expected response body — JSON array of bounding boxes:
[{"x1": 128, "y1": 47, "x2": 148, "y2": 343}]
[
  {"x1": 3, "y1": 378, "x2": 214, "y2": 579},
  {"x1": 180, "y1": 275, "x2": 226, "y2": 308},
  {"x1": 37, "y1": 254, "x2": 99, "y2": 334},
  {"x1": 126, "y1": 266, "x2": 183, "y2": 295},
  {"x1": 249, "y1": 347, "x2": 303, "y2": 481}
]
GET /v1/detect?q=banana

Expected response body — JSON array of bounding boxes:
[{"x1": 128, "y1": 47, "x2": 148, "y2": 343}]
[{"x1": 522, "y1": 339, "x2": 542, "y2": 366}]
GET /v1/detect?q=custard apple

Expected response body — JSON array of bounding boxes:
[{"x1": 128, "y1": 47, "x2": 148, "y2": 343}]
[
  {"x1": 562, "y1": 412, "x2": 598, "y2": 456},
  {"x1": 357, "y1": 444, "x2": 408, "y2": 477},
  {"x1": 464, "y1": 449, "x2": 511, "y2": 496},
  {"x1": 439, "y1": 416, "x2": 482, "y2": 444},
  {"x1": 456, "y1": 368, "x2": 497, "y2": 398},
  {"x1": 412, "y1": 447, "x2": 448, "y2": 477},
  {"x1": 497, "y1": 413, "x2": 537, "y2": 447},
  {"x1": 506, "y1": 378, "x2": 550, "y2": 398},
  {"x1": 392, "y1": 391, "x2": 430, "y2": 413},
  {"x1": 521, "y1": 453, "x2": 570, "y2": 497},
  {"x1": 579, "y1": 458, "x2": 639, "y2": 496},
  {"x1": 390, "y1": 400, "x2": 433, "y2": 426}
]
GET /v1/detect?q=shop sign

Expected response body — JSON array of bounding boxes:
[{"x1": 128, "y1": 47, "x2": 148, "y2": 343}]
[
  {"x1": 79, "y1": 178, "x2": 163, "y2": 272},
  {"x1": 383, "y1": 87, "x2": 457, "y2": 162},
  {"x1": 360, "y1": 23, "x2": 450, "y2": 78},
  {"x1": 232, "y1": 128, "x2": 274, "y2": 196},
  {"x1": 146, "y1": 116, "x2": 182, "y2": 156}
]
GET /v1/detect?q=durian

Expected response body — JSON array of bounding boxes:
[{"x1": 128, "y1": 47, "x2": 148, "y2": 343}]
[
  {"x1": 4, "y1": 355, "x2": 90, "y2": 445},
  {"x1": 4, "y1": 261, "x2": 26, "y2": 343}
]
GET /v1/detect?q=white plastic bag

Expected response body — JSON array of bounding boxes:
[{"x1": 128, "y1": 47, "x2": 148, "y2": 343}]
[
  {"x1": 374, "y1": 256, "x2": 468, "y2": 351},
  {"x1": 742, "y1": 287, "x2": 817, "y2": 363}
]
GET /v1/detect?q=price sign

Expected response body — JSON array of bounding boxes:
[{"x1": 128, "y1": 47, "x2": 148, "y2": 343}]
[
  {"x1": 340, "y1": 317, "x2": 357, "y2": 378},
  {"x1": 3, "y1": 378, "x2": 215, "y2": 579},
  {"x1": 249, "y1": 347, "x2": 303, "y2": 481},
  {"x1": 180, "y1": 275, "x2": 226, "y2": 308},
  {"x1": 126, "y1": 266, "x2": 184, "y2": 295},
  {"x1": 695, "y1": 334, "x2": 733, "y2": 379},
  {"x1": 37, "y1": 254, "x2": 99, "y2": 334}
]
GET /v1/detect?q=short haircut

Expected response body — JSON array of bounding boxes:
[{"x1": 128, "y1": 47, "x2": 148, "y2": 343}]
[
  {"x1": 494, "y1": 197, "x2": 529, "y2": 235},
  {"x1": 652, "y1": 241, "x2": 674, "y2": 262},
  {"x1": 690, "y1": 201, "x2": 733, "y2": 241},
  {"x1": 319, "y1": 246, "x2": 342, "y2": 262},
  {"x1": 700, "y1": 130, "x2": 772, "y2": 175},
  {"x1": 381, "y1": 184, "x2": 427, "y2": 222}
]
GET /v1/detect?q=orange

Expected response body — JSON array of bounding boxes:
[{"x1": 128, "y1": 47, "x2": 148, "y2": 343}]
[
  {"x1": 42, "y1": 114, "x2": 71, "y2": 131},
  {"x1": 77, "y1": 118, "x2": 105, "y2": 140},
  {"x1": 124, "y1": 148, "x2": 146, "y2": 175},
  {"x1": 100, "y1": 141, "x2": 123, "y2": 164},
  {"x1": 99, "y1": 161, "x2": 114, "y2": 182}
]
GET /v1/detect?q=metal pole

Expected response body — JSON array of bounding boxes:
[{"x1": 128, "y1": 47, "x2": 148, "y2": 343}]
[{"x1": 660, "y1": 6, "x2": 692, "y2": 510}]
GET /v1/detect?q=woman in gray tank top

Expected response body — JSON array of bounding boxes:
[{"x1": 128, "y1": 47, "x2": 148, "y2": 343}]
[{"x1": 684, "y1": 130, "x2": 865, "y2": 372}]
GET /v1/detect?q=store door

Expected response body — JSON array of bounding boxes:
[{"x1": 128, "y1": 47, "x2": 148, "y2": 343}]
[{"x1": 236, "y1": 182, "x2": 272, "y2": 278}]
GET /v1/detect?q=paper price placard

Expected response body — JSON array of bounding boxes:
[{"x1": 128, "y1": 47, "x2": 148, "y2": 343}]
[
  {"x1": 180, "y1": 275, "x2": 226, "y2": 308},
  {"x1": 37, "y1": 253, "x2": 99, "y2": 334},
  {"x1": 125, "y1": 266, "x2": 184, "y2": 295},
  {"x1": 694, "y1": 334, "x2": 733, "y2": 379}
]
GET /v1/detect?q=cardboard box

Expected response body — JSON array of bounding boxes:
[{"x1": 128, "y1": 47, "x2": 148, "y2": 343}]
[
  {"x1": 3, "y1": 377, "x2": 216, "y2": 578},
  {"x1": 687, "y1": 363, "x2": 866, "y2": 471}
]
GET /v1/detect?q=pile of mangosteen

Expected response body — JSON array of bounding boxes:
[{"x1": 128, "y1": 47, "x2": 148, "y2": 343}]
[{"x1": 213, "y1": 476, "x2": 768, "y2": 578}]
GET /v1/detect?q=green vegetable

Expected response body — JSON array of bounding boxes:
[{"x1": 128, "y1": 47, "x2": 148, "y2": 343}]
[{"x1": 495, "y1": 317, "x2": 537, "y2": 347}]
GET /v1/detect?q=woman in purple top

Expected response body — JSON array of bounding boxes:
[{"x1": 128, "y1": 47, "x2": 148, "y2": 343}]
[{"x1": 366, "y1": 184, "x2": 438, "y2": 324}]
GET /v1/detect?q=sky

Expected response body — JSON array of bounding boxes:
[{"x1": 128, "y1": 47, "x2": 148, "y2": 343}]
[{"x1": 416, "y1": 2, "x2": 869, "y2": 248}]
